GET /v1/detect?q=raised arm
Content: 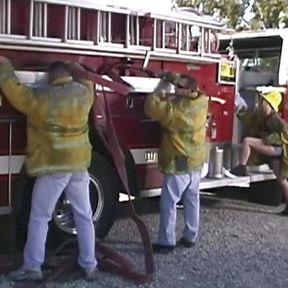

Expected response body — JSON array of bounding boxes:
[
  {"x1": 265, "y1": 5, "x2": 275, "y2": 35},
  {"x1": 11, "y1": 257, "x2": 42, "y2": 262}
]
[
  {"x1": 0, "y1": 57, "x2": 36, "y2": 115},
  {"x1": 144, "y1": 78, "x2": 174, "y2": 127}
]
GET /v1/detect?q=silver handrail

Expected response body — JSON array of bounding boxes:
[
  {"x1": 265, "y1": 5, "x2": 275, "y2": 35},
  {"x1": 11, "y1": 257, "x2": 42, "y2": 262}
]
[
  {"x1": 8, "y1": 121, "x2": 12, "y2": 205},
  {"x1": 0, "y1": 116, "x2": 22, "y2": 206}
]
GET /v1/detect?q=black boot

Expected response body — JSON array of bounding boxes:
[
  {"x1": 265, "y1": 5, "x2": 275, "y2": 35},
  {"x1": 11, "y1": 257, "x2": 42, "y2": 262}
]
[
  {"x1": 230, "y1": 164, "x2": 249, "y2": 176},
  {"x1": 177, "y1": 237, "x2": 195, "y2": 248},
  {"x1": 152, "y1": 243, "x2": 175, "y2": 253},
  {"x1": 280, "y1": 204, "x2": 288, "y2": 216}
]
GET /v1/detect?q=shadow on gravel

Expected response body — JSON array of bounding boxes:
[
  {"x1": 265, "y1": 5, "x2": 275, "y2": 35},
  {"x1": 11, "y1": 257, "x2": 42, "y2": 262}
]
[
  {"x1": 205, "y1": 204, "x2": 281, "y2": 216},
  {"x1": 117, "y1": 187, "x2": 282, "y2": 219},
  {"x1": 118, "y1": 187, "x2": 249, "y2": 217},
  {"x1": 120, "y1": 195, "x2": 224, "y2": 213},
  {"x1": 102, "y1": 239, "x2": 143, "y2": 254},
  {"x1": 117, "y1": 198, "x2": 160, "y2": 218},
  {"x1": 118, "y1": 196, "x2": 225, "y2": 218},
  {"x1": 200, "y1": 197, "x2": 222, "y2": 206}
]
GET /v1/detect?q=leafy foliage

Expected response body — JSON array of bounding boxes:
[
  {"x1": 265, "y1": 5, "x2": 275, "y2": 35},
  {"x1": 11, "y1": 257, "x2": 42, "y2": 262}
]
[
  {"x1": 176, "y1": 0, "x2": 288, "y2": 29},
  {"x1": 252, "y1": 0, "x2": 288, "y2": 28}
]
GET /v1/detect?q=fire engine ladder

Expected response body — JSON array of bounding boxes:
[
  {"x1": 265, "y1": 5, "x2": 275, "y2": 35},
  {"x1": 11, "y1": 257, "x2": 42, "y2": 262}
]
[{"x1": 0, "y1": 0, "x2": 225, "y2": 65}]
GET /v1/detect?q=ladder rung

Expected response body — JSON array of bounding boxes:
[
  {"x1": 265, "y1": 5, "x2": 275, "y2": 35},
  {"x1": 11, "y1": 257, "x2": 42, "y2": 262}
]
[
  {"x1": 130, "y1": 16, "x2": 134, "y2": 45},
  {"x1": 107, "y1": 12, "x2": 111, "y2": 42},
  {"x1": 152, "y1": 18, "x2": 156, "y2": 51},
  {"x1": 77, "y1": 7, "x2": 81, "y2": 40},
  {"x1": 34, "y1": 2, "x2": 44, "y2": 37},
  {"x1": 0, "y1": 0, "x2": 6, "y2": 34},
  {"x1": 186, "y1": 25, "x2": 189, "y2": 51},
  {"x1": 161, "y1": 21, "x2": 165, "y2": 49},
  {"x1": 67, "y1": 7, "x2": 79, "y2": 41},
  {"x1": 136, "y1": 16, "x2": 139, "y2": 46},
  {"x1": 7, "y1": 0, "x2": 11, "y2": 34},
  {"x1": 29, "y1": 0, "x2": 34, "y2": 39},
  {"x1": 206, "y1": 29, "x2": 211, "y2": 54},
  {"x1": 63, "y1": 5, "x2": 68, "y2": 42},
  {"x1": 125, "y1": 14, "x2": 129, "y2": 48},
  {"x1": 0, "y1": 0, "x2": 11, "y2": 34},
  {"x1": 96, "y1": 10, "x2": 100, "y2": 44},
  {"x1": 177, "y1": 23, "x2": 182, "y2": 53},
  {"x1": 200, "y1": 28, "x2": 205, "y2": 56}
]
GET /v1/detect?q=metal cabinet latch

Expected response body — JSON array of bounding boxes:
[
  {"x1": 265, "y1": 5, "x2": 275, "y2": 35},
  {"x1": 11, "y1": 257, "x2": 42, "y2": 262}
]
[{"x1": 126, "y1": 96, "x2": 134, "y2": 109}]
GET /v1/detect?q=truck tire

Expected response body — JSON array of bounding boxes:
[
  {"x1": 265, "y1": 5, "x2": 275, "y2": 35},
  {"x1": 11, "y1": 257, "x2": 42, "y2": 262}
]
[
  {"x1": 248, "y1": 180, "x2": 282, "y2": 206},
  {"x1": 13, "y1": 152, "x2": 119, "y2": 249},
  {"x1": 12, "y1": 177, "x2": 33, "y2": 251}
]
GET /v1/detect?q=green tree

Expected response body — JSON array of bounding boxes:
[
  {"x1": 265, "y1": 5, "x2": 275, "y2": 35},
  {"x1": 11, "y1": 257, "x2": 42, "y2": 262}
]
[
  {"x1": 176, "y1": 0, "x2": 250, "y2": 28},
  {"x1": 176, "y1": 0, "x2": 288, "y2": 29},
  {"x1": 252, "y1": 0, "x2": 288, "y2": 28}
]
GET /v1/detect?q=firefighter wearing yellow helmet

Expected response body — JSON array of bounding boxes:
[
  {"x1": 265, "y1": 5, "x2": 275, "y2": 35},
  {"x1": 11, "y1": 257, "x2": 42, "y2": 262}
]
[
  {"x1": 231, "y1": 89, "x2": 288, "y2": 216},
  {"x1": 261, "y1": 91, "x2": 282, "y2": 112}
]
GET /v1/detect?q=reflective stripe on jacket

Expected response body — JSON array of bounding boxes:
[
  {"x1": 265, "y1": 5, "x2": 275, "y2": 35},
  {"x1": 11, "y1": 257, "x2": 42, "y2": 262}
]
[{"x1": 0, "y1": 58, "x2": 94, "y2": 176}]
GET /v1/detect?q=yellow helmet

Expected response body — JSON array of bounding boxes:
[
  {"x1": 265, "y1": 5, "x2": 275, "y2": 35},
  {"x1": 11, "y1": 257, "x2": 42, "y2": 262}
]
[{"x1": 261, "y1": 91, "x2": 282, "y2": 112}]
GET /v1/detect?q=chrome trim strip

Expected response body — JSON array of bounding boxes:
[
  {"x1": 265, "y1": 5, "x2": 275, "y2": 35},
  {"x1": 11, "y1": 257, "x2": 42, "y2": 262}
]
[
  {"x1": 0, "y1": 155, "x2": 25, "y2": 175},
  {"x1": 200, "y1": 176, "x2": 251, "y2": 190},
  {"x1": 119, "y1": 193, "x2": 135, "y2": 202},
  {"x1": 250, "y1": 173, "x2": 275, "y2": 183},
  {"x1": 139, "y1": 188, "x2": 161, "y2": 198},
  {"x1": 138, "y1": 172, "x2": 276, "y2": 198},
  {"x1": 0, "y1": 206, "x2": 12, "y2": 216},
  {"x1": 0, "y1": 42, "x2": 221, "y2": 64}
]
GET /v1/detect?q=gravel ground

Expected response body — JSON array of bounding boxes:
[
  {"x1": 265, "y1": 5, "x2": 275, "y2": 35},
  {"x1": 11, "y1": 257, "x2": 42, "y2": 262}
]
[{"x1": 1, "y1": 193, "x2": 288, "y2": 288}]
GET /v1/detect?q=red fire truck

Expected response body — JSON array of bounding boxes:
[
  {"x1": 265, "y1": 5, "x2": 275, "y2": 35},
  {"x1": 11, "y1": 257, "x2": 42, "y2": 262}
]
[{"x1": 0, "y1": 0, "x2": 278, "y2": 244}]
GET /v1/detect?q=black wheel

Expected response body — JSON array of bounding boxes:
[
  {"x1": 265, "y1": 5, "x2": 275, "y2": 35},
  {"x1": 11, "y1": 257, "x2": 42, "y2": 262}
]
[
  {"x1": 52, "y1": 152, "x2": 119, "y2": 240},
  {"x1": 13, "y1": 152, "x2": 120, "y2": 249},
  {"x1": 124, "y1": 149, "x2": 138, "y2": 196},
  {"x1": 12, "y1": 176, "x2": 34, "y2": 251},
  {"x1": 248, "y1": 180, "x2": 282, "y2": 206}
]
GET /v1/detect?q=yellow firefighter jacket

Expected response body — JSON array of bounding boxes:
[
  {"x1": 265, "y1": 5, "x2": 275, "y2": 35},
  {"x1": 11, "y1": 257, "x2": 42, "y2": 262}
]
[
  {"x1": 144, "y1": 83, "x2": 208, "y2": 175},
  {"x1": 238, "y1": 109, "x2": 288, "y2": 177},
  {"x1": 0, "y1": 58, "x2": 94, "y2": 177}
]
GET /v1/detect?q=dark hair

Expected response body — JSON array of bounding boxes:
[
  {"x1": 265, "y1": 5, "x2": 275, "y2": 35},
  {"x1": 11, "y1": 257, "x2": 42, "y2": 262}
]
[
  {"x1": 177, "y1": 75, "x2": 198, "y2": 92},
  {"x1": 48, "y1": 61, "x2": 70, "y2": 74}
]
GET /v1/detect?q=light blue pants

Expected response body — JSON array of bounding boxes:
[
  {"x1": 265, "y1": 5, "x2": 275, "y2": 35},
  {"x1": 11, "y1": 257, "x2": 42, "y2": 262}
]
[
  {"x1": 157, "y1": 170, "x2": 201, "y2": 246},
  {"x1": 23, "y1": 172, "x2": 97, "y2": 272}
]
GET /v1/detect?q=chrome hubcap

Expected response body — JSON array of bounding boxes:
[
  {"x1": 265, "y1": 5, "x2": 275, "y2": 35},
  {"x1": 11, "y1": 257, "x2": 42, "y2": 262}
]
[{"x1": 52, "y1": 174, "x2": 105, "y2": 235}]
